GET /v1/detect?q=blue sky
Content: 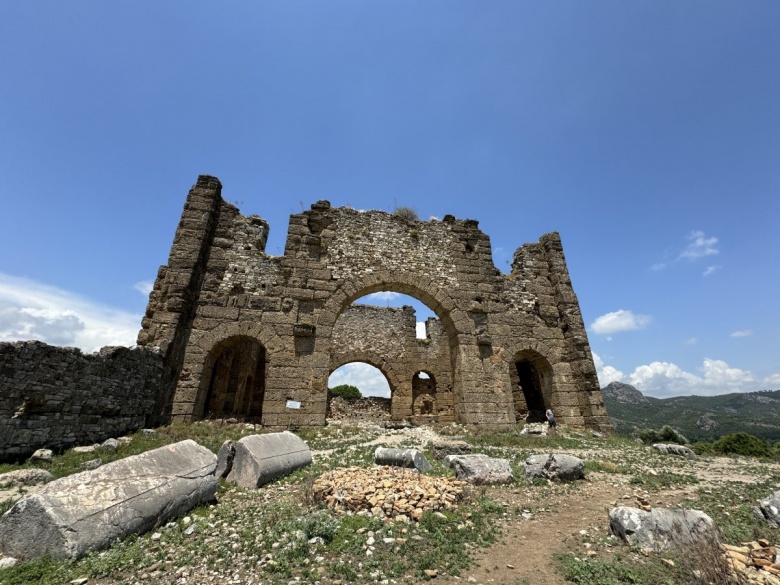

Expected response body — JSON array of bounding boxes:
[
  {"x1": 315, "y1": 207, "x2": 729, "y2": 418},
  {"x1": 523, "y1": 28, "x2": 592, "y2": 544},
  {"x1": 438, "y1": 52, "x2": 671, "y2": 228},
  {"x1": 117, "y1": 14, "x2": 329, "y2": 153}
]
[{"x1": 1, "y1": 2, "x2": 778, "y2": 398}]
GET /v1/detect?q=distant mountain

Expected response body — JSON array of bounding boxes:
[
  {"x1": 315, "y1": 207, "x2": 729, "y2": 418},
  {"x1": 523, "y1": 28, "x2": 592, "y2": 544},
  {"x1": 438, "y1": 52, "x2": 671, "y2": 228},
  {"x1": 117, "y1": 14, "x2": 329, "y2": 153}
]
[
  {"x1": 602, "y1": 381, "x2": 648, "y2": 405},
  {"x1": 601, "y1": 383, "x2": 780, "y2": 442}
]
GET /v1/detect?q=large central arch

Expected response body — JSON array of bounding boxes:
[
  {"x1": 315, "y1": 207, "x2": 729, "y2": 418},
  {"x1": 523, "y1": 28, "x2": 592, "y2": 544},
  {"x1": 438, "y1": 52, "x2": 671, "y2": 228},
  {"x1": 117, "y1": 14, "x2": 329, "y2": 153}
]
[{"x1": 314, "y1": 272, "x2": 476, "y2": 423}]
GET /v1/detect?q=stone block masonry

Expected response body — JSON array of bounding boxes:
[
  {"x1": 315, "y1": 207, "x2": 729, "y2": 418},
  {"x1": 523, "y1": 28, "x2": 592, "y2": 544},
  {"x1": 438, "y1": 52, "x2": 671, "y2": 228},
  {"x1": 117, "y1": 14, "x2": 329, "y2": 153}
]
[
  {"x1": 0, "y1": 341, "x2": 165, "y2": 460},
  {"x1": 138, "y1": 175, "x2": 612, "y2": 432}
]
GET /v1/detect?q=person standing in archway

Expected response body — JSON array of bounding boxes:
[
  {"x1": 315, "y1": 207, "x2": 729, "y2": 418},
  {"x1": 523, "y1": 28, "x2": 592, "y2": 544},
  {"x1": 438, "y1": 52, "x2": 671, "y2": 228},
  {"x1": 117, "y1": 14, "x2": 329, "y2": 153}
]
[{"x1": 545, "y1": 407, "x2": 557, "y2": 429}]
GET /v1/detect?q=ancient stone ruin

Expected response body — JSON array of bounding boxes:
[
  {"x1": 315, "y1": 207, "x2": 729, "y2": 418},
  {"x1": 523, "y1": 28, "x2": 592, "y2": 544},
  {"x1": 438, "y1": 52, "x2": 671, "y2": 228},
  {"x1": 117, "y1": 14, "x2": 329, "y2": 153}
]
[{"x1": 137, "y1": 175, "x2": 610, "y2": 431}]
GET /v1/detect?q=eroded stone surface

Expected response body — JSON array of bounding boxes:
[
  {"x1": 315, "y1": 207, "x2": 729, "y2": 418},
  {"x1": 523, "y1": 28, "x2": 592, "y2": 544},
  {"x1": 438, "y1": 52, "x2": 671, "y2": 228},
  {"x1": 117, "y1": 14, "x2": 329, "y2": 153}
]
[
  {"x1": 0, "y1": 440, "x2": 217, "y2": 560},
  {"x1": 609, "y1": 506, "x2": 718, "y2": 553},
  {"x1": 524, "y1": 454, "x2": 585, "y2": 482},
  {"x1": 452, "y1": 456, "x2": 514, "y2": 485},
  {"x1": 226, "y1": 432, "x2": 312, "y2": 488}
]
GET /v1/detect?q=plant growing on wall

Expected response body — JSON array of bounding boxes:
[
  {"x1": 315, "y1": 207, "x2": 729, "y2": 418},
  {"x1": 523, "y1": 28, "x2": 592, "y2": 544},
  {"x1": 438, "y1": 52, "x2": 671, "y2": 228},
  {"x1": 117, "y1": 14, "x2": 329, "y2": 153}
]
[{"x1": 392, "y1": 206, "x2": 419, "y2": 222}]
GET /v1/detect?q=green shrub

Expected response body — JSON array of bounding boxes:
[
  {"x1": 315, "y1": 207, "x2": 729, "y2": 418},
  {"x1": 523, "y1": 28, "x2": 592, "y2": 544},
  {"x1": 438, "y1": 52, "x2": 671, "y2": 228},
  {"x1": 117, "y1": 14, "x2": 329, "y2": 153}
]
[
  {"x1": 393, "y1": 206, "x2": 419, "y2": 222},
  {"x1": 329, "y1": 384, "x2": 362, "y2": 399},
  {"x1": 690, "y1": 441, "x2": 715, "y2": 456},
  {"x1": 636, "y1": 425, "x2": 688, "y2": 445},
  {"x1": 711, "y1": 432, "x2": 771, "y2": 458}
]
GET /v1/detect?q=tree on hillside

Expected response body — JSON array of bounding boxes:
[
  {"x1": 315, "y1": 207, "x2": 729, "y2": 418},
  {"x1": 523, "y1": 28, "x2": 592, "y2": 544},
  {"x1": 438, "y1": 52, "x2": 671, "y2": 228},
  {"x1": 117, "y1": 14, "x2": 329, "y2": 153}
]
[{"x1": 329, "y1": 384, "x2": 362, "y2": 399}]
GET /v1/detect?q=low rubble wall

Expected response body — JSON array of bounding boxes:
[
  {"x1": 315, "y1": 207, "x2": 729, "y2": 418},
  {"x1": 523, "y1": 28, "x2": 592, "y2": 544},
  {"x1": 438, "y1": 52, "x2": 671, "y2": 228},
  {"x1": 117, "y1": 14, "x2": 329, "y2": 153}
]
[
  {"x1": 327, "y1": 396, "x2": 392, "y2": 422},
  {"x1": 0, "y1": 341, "x2": 165, "y2": 460}
]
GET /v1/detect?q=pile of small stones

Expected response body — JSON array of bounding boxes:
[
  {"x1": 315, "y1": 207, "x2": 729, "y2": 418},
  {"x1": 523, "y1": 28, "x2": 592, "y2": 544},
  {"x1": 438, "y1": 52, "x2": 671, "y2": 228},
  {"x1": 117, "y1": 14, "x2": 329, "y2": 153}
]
[
  {"x1": 722, "y1": 540, "x2": 780, "y2": 584},
  {"x1": 312, "y1": 466, "x2": 466, "y2": 521}
]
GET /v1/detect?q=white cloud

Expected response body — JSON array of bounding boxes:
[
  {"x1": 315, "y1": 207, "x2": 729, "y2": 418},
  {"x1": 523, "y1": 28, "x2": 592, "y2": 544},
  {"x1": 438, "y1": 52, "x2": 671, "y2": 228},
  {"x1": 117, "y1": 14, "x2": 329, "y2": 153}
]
[
  {"x1": 626, "y1": 358, "x2": 760, "y2": 397},
  {"x1": 360, "y1": 291, "x2": 402, "y2": 304},
  {"x1": 592, "y1": 352, "x2": 624, "y2": 386},
  {"x1": 416, "y1": 321, "x2": 427, "y2": 339},
  {"x1": 0, "y1": 273, "x2": 141, "y2": 352},
  {"x1": 685, "y1": 337, "x2": 698, "y2": 345},
  {"x1": 134, "y1": 280, "x2": 154, "y2": 296},
  {"x1": 764, "y1": 374, "x2": 780, "y2": 388},
  {"x1": 590, "y1": 310, "x2": 651, "y2": 335},
  {"x1": 702, "y1": 265, "x2": 720, "y2": 277},
  {"x1": 650, "y1": 262, "x2": 666, "y2": 271},
  {"x1": 730, "y1": 329, "x2": 753, "y2": 338},
  {"x1": 328, "y1": 362, "x2": 391, "y2": 398},
  {"x1": 679, "y1": 231, "x2": 719, "y2": 260}
]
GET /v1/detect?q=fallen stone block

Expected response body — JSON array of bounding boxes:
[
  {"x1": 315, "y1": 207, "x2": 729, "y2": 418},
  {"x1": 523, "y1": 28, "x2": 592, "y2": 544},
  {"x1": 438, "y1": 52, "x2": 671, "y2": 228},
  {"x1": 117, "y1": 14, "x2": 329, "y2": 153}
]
[
  {"x1": 443, "y1": 453, "x2": 489, "y2": 469},
  {"x1": 451, "y1": 456, "x2": 513, "y2": 484},
  {"x1": 429, "y1": 440, "x2": 471, "y2": 460},
  {"x1": 71, "y1": 445, "x2": 98, "y2": 454},
  {"x1": 29, "y1": 449, "x2": 53, "y2": 464},
  {"x1": 374, "y1": 447, "x2": 432, "y2": 472},
  {"x1": 524, "y1": 454, "x2": 584, "y2": 482},
  {"x1": 652, "y1": 443, "x2": 695, "y2": 457},
  {"x1": 609, "y1": 506, "x2": 718, "y2": 553},
  {"x1": 753, "y1": 490, "x2": 780, "y2": 526},
  {"x1": 215, "y1": 439, "x2": 235, "y2": 479},
  {"x1": 99, "y1": 438, "x2": 120, "y2": 453},
  {"x1": 0, "y1": 439, "x2": 217, "y2": 560},
  {"x1": 0, "y1": 468, "x2": 53, "y2": 488},
  {"x1": 520, "y1": 423, "x2": 548, "y2": 435},
  {"x1": 226, "y1": 432, "x2": 312, "y2": 489}
]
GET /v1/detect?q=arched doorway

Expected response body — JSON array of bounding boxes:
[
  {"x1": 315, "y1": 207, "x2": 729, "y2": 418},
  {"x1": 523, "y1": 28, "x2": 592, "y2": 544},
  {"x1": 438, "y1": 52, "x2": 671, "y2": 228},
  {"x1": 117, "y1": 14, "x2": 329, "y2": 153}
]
[
  {"x1": 202, "y1": 336, "x2": 266, "y2": 421},
  {"x1": 327, "y1": 361, "x2": 394, "y2": 422},
  {"x1": 412, "y1": 371, "x2": 436, "y2": 417},
  {"x1": 511, "y1": 350, "x2": 553, "y2": 423}
]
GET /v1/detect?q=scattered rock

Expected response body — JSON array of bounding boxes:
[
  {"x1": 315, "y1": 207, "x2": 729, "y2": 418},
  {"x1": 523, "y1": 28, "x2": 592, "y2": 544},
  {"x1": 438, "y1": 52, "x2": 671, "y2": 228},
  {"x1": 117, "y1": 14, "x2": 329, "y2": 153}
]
[
  {"x1": 753, "y1": 491, "x2": 780, "y2": 526},
  {"x1": 0, "y1": 439, "x2": 218, "y2": 560},
  {"x1": 71, "y1": 445, "x2": 98, "y2": 454},
  {"x1": 117, "y1": 436, "x2": 133, "y2": 446},
  {"x1": 141, "y1": 429, "x2": 156, "y2": 436},
  {"x1": 0, "y1": 468, "x2": 53, "y2": 488},
  {"x1": 524, "y1": 454, "x2": 584, "y2": 482},
  {"x1": 99, "y1": 438, "x2": 120, "y2": 453},
  {"x1": 312, "y1": 466, "x2": 465, "y2": 520},
  {"x1": 374, "y1": 447, "x2": 432, "y2": 472},
  {"x1": 0, "y1": 557, "x2": 18, "y2": 569},
  {"x1": 652, "y1": 443, "x2": 695, "y2": 457},
  {"x1": 452, "y1": 455, "x2": 514, "y2": 485},
  {"x1": 520, "y1": 423, "x2": 548, "y2": 435},
  {"x1": 226, "y1": 432, "x2": 312, "y2": 489},
  {"x1": 29, "y1": 449, "x2": 53, "y2": 464},
  {"x1": 79, "y1": 458, "x2": 102, "y2": 471},
  {"x1": 609, "y1": 506, "x2": 718, "y2": 553}
]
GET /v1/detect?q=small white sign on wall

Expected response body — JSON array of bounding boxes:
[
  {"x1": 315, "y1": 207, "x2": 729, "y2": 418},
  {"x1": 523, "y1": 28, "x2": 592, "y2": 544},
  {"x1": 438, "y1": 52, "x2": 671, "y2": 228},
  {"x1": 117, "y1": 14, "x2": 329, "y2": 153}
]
[{"x1": 286, "y1": 400, "x2": 302, "y2": 410}]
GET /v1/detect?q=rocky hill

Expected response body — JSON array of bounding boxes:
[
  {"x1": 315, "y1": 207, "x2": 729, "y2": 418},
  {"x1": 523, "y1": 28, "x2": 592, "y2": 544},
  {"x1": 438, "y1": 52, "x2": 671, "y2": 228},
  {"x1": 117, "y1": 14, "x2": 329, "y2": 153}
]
[{"x1": 602, "y1": 383, "x2": 780, "y2": 442}]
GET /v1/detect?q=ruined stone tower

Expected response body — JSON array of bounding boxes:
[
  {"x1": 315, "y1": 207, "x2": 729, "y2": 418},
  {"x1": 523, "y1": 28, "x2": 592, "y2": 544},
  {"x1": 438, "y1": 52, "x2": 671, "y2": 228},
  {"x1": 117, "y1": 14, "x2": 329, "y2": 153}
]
[{"x1": 137, "y1": 175, "x2": 610, "y2": 431}]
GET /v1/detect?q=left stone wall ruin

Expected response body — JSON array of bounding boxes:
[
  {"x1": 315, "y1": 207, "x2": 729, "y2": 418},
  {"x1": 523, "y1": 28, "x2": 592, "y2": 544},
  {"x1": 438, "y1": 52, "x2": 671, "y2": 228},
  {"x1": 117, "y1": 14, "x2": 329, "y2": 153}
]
[{"x1": 0, "y1": 341, "x2": 165, "y2": 461}]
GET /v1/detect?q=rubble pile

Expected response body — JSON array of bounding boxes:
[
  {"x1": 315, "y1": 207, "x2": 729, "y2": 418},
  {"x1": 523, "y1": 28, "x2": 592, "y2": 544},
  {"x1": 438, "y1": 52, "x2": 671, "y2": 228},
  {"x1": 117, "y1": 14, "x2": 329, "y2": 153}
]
[
  {"x1": 312, "y1": 466, "x2": 466, "y2": 521},
  {"x1": 722, "y1": 540, "x2": 780, "y2": 584}
]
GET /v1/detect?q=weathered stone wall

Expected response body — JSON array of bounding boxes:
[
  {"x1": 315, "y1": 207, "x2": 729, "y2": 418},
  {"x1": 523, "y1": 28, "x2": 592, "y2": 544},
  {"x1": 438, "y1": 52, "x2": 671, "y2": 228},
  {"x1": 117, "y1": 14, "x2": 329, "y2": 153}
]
[
  {"x1": 0, "y1": 341, "x2": 165, "y2": 460},
  {"x1": 327, "y1": 396, "x2": 391, "y2": 422},
  {"x1": 330, "y1": 305, "x2": 454, "y2": 422},
  {"x1": 138, "y1": 175, "x2": 611, "y2": 432}
]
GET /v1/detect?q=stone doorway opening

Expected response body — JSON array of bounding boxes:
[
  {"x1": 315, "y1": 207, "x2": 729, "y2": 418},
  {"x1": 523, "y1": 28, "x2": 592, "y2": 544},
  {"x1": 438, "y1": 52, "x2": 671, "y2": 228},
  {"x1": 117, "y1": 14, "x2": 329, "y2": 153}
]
[
  {"x1": 511, "y1": 350, "x2": 553, "y2": 424},
  {"x1": 412, "y1": 371, "x2": 436, "y2": 419},
  {"x1": 202, "y1": 336, "x2": 266, "y2": 421},
  {"x1": 327, "y1": 362, "x2": 392, "y2": 423}
]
